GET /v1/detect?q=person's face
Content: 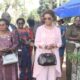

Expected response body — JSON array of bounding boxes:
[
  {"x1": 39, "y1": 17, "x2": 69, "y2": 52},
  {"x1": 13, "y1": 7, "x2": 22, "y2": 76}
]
[
  {"x1": 17, "y1": 20, "x2": 25, "y2": 29},
  {"x1": 43, "y1": 14, "x2": 53, "y2": 26},
  {"x1": 74, "y1": 17, "x2": 80, "y2": 26},
  {"x1": 0, "y1": 21, "x2": 7, "y2": 31}
]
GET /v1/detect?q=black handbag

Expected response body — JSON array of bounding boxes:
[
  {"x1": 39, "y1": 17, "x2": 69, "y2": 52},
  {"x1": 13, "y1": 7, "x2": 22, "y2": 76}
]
[{"x1": 38, "y1": 53, "x2": 57, "y2": 66}]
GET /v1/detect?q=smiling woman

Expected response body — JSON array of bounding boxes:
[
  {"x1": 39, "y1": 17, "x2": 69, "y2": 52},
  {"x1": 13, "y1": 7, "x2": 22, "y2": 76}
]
[{"x1": 0, "y1": 19, "x2": 18, "y2": 80}]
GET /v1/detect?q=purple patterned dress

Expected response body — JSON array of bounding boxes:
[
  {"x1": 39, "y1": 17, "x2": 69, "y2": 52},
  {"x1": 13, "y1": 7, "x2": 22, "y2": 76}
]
[{"x1": 0, "y1": 31, "x2": 18, "y2": 80}]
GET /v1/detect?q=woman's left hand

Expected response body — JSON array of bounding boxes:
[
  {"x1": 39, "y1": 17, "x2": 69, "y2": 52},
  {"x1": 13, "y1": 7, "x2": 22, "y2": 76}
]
[
  {"x1": 47, "y1": 44, "x2": 57, "y2": 50},
  {"x1": 8, "y1": 48, "x2": 15, "y2": 52}
]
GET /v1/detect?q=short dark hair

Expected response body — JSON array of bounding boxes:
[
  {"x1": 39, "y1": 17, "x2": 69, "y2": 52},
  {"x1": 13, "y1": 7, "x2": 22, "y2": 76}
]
[
  {"x1": 58, "y1": 19, "x2": 64, "y2": 24},
  {"x1": 16, "y1": 18, "x2": 25, "y2": 24},
  {"x1": 42, "y1": 10, "x2": 56, "y2": 21},
  {"x1": 27, "y1": 18, "x2": 35, "y2": 27},
  {"x1": 0, "y1": 18, "x2": 9, "y2": 26}
]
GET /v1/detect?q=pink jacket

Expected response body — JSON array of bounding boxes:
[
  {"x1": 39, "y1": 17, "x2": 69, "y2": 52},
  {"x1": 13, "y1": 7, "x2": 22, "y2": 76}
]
[{"x1": 33, "y1": 25, "x2": 62, "y2": 78}]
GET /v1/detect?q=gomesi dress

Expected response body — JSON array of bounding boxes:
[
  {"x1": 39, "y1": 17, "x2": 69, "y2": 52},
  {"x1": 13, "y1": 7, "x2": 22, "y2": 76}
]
[{"x1": 0, "y1": 31, "x2": 18, "y2": 80}]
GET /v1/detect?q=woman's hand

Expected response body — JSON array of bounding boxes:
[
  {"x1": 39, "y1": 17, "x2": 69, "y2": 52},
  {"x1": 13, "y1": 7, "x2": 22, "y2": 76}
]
[
  {"x1": 8, "y1": 48, "x2": 16, "y2": 52},
  {"x1": 0, "y1": 48, "x2": 10, "y2": 52},
  {"x1": 69, "y1": 37, "x2": 79, "y2": 41},
  {"x1": 38, "y1": 44, "x2": 57, "y2": 49},
  {"x1": 39, "y1": 45, "x2": 43, "y2": 49},
  {"x1": 30, "y1": 42, "x2": 34, "y2": 46},
  {"x1": 46, "y1": 44, "x2": 57, "y2": 50},
  {"x1": 38, "y1": 45, "x2": 47, "y2": 49}
]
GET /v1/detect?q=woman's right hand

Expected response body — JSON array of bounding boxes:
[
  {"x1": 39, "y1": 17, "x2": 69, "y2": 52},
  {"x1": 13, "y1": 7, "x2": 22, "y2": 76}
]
[
  {"x1": 0, "y1": 48, "x2": 10, "y2": 52},
  {"x1": 39, "y1": 45, "x2": 48, "y2": 49},
  {"x1": 39, "y1": 45, "x2": 43, "y2": 49},
  {"x1": 46, "y1": 44, "x2": 57, "y2": 50}
]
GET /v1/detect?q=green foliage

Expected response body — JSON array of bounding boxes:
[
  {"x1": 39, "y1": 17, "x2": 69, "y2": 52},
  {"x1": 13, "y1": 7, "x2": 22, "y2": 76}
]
[
  {"x1": 0, "y1": 3, "x2": 4, "y2": 11},
  {"x1": 0, "y1": 0, "x2": 29, "y2": 22},
  {"x1": 37, "y1": 0, "x2": 53, "y2": 16},
  {"x1": 0, "y1": 0, "x2": 57, "y2": 22},
  {"x1": 28, "y1": 9, "x2": 40, "y2": 21}
]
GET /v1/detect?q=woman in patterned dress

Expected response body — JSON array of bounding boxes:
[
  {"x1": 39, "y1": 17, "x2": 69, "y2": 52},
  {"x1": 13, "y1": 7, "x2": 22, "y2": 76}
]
[
  {"x1": 0, "y1": 19, "x2": 18, "y2": 80},
  {"x1": 16, "y1": 18, "x2": 32, "y2": 80}
]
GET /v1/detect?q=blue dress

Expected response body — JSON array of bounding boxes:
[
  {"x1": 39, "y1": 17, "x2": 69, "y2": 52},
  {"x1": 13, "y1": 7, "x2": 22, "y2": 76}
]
[{"x1": 59, "y1": 25, "x2": 66, "y2": 57}]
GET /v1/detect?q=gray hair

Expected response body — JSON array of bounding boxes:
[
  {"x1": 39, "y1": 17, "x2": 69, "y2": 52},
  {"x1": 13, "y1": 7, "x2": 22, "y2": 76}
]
[{"x1": 1, "y1": 12, "x2": 11, "y2": 23}]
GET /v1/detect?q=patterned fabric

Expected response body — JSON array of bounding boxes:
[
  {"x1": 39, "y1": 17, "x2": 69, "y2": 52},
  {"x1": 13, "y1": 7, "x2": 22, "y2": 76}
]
[
  {"x1": 0, "y1": 34, "x2": 12, "y2": 50},
  {"x1": 66, "y1": 24, "x2": 80, "y2": 80},
  {"x1": 17, "y1": 28, "x2": 32, "y2": 80},
  {"x1": 25, "y1": 28, "x2": 34, "y2": 56},
  {"x1": 25, "y1": 28, "x2": 34, "y2": 41},
  {"x1": 17, "y1": 29, "x2": 33, "y2": 45},
  {"x1": 71, "y1": 48, "x2": 80, "y2": 80},
  {"x1": 0, "y1": 31, "x2": 18, "y2": 80}
]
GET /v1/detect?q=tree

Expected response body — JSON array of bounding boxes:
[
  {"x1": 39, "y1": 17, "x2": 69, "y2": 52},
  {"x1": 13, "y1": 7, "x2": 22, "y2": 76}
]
[
  {"x1": 0, "y1": 0, "x2": 29, "y2": 22},
  {"x1": 37, "y1": 0, "x2": 53, "y2": 16},
  {"x1": 28, "y1": 9, "x2": 40, "y2": 21},
  {"x1": 0, "y1": 0, "x2": 39, "y2": 22}
]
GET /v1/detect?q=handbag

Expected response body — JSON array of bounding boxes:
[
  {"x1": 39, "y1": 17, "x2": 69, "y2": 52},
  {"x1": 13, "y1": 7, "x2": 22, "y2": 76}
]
[
  {"x1": 2, "y1": 53, "x2": 18, "y2": 65},
  {"x1": 38, "y1": 52, "x2": 57, "y2": 66}
]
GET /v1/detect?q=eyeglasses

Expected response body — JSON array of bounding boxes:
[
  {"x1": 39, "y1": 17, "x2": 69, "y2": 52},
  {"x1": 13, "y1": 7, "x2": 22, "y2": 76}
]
[{"x1": 44, "y1": 17, "x2": 52, "y2": 21}]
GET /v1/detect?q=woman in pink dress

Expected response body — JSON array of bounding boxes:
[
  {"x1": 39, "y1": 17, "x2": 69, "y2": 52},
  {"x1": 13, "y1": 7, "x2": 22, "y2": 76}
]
[
  {"x1": 33, "y1": 10, "x2": 62, "y2": 80},
  {"x1": 0, "y1": 19, "x2": 18, "y2": 80}
]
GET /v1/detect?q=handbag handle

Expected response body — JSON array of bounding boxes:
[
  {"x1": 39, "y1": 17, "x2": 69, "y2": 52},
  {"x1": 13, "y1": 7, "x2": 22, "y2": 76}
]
[{"x1": 41, "y1": 45, "x2": 54, "y2": 54}]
